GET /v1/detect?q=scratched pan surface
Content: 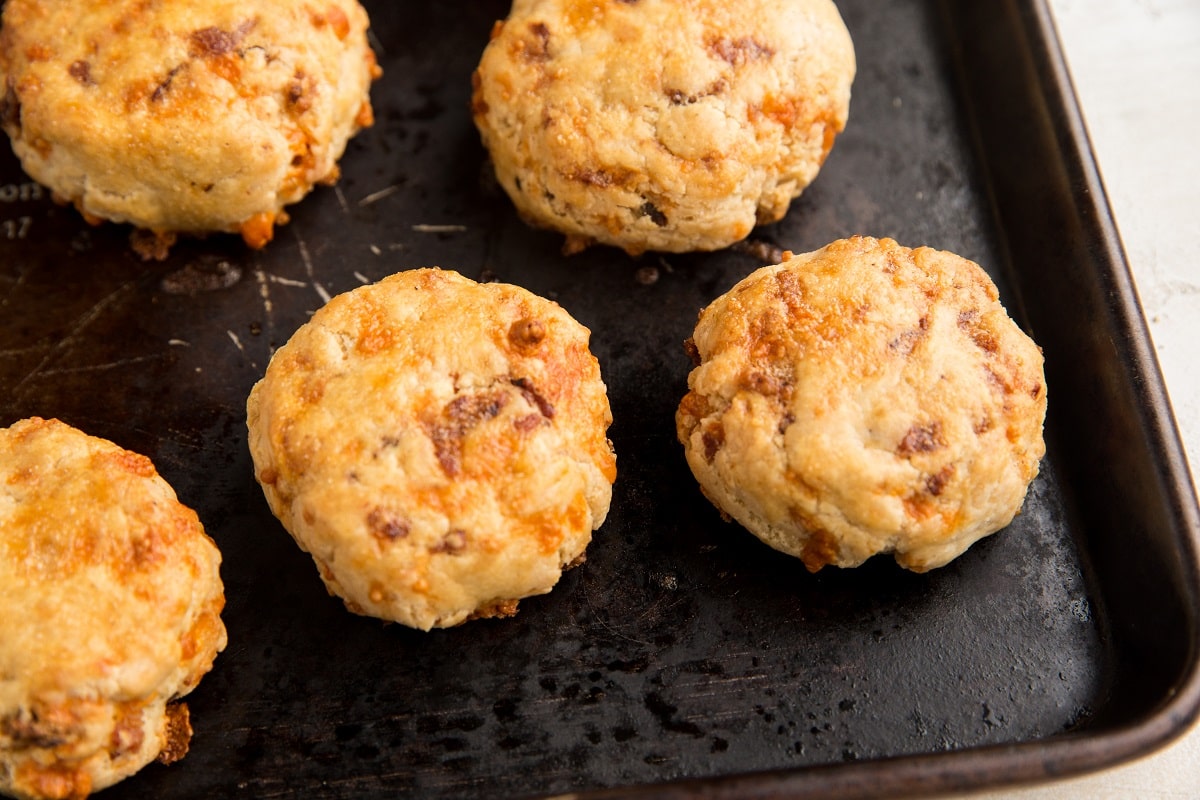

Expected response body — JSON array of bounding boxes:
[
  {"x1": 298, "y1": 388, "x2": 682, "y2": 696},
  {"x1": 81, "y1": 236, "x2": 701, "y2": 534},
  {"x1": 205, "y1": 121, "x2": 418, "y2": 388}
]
[{"x1": 2, "y1": 1, "x2": 1198, "y2": 798}]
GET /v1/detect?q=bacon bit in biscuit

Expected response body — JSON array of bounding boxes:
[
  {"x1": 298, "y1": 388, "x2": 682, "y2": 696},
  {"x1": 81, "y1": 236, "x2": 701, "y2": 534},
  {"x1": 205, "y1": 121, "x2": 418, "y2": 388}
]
[
  {"x1": 507, "y1": 317, "x2": 547, "y2": 351},
  {"x1": 707, "y1": 36, "x2": 774, "y2": 67},
  {"x1": 777, "y1": 411, "x2": 796, "y2": 436},
  {"x1": 569, "y1": 168, "x2": 613, "y2": 188},
  {"x1": 958, "y1": 309, "x2": 1000, "y2": 353},
  {"x1": 109, "y1": 704, "x2": 146, "y2": 757},
  {"x1": 285, "y1": 70, "x2": 315, "y2": 111},
  {"x1": 2, "y1": 706, "x2": 80, "y2": 749},
  {"x1": 519, "y1": 22, "x2": 552, "y2": 62},
  {"x1": 511, "y1": 376, "x2": 554, "y2": 419},
  {"x1": 897, "y1": 422, "x2": 945, "y2": 456},
  {"x1": 431, "y1": 529, "x2": 468, "y2": 555},
  {"x1": 150, "y1": 65, "x2": 185, "y2": 102},
  {"x1": 240, "y1": 212, "x2": 276, "y2": 249},
  {"x1": 427, "y1": 391, "x2": 511, "y2": 476},
  {"x1": 189, "y1": 26, "x2": 239, "y2": 57},
  {"x1": 514, "y1": 413, "x2": 544, "y2": 433},
  {"x1": 156, "y1": 703, "x2": 192, "y2": 765},
  {"x1": 925, "y1": 464, "x2": 955, "y2": 497},
  {"x1": 67, "y1": 60, "x2": 94, "y2": 86},
  {"x1": 367, "y1": 508, "x2": 410, "y2": 543},
  {"x1": 701, "y1": 421, "x2": 725, "y2": 463}
]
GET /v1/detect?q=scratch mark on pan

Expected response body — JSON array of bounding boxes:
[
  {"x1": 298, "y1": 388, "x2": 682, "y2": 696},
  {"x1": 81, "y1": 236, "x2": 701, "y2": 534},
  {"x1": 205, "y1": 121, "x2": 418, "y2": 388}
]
[
  {"x1": 581, "y1": 588, "x2": 654, "y2": 646},
  {"x1": 358, "y1": 184, "x2": 402, "y2": 207},
  {"x1": 268, "y1": 274, "x2": 307, "y2": 288},
  {"x1": 38, "y1": 354, "x2": 166, "y2": 377},
  {"x1": 254, "y1": 268, "x2": 279, "y2": 355},
  {"x1": 168, "y1": 339, "x2": 190, "y2": 347},
  {"x1": 10, "y1": 281, "x2": 137, "y2": 398},
  {"x1": 0, "y1": 343, "x2": 53, "y2": 359},
  {"x1": 353, "y1": 271, "x2": 370, "y2": 284},
  {"x1": 412, "y1": 224, "x2": 467, "y2": 233},
  {"x1": 0, "y1": 267, "x2": 30, "y2": 309},
  {"x1": 227, "y1": 329, "x2": 245, "y2": 354},
  {"x1": 369, "y1": 244, "x2": 381, "y2": 255},
  {"x1": 255, "y1": 269, "x2": 274, "y2": 316},
  {"x1": 295, "y1": 229, "x2": 315, "y2": 281},
  {"x1": 334, "y1": 184, "x2": 350, "y2": 215},
  {"x1": 291, "y1": 228, "x2": 331, "y2": 306}
]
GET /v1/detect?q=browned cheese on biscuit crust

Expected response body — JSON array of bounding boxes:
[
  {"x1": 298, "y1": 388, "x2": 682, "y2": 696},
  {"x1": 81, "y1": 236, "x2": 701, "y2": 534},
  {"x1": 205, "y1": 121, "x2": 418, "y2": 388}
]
[
  {"x1": 0, "y1": 418, "x2": 226, "y2": 800},
  {"x1": 0, "y1": 0, "x2": 380, "y2": 255},
  {"x1": 246, "y1": 268, "x2": 617, "y2": 631},
  {"x1": 676, "y1": 236, "x2": 1047, "y2": 572},
  {"x1": 471, "y1": 0, "x2": 856, "y2": 255}
]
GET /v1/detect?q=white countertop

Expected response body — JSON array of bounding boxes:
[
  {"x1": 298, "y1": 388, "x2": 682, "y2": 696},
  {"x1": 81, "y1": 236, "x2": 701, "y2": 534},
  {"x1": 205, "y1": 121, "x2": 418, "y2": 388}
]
[{"x1": 970, "y1": 0, "x2": 1200, "y2": 797}]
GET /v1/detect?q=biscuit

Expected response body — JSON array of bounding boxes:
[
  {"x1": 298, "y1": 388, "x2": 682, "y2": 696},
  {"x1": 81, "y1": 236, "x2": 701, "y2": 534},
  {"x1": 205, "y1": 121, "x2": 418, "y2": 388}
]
[
  {"x1": 0, "y1": 0, "x2": 380, "y2": 257},
  {"x1": 246, "y1": 268, "x2": 617, "y2": 630},
  {"x1": 676, "y1": 236, "x2": 1047, "y2": 572},
  {"x1": 0, "y1": 418, "x2": 226, "y2": 800},
  {"x1": 471, "y1": 0, "x2": 855, "y2": 255}
]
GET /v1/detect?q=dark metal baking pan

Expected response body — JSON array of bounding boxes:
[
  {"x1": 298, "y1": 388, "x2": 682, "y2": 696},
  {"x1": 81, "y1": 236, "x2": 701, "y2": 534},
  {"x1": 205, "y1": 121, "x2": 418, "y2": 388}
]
[{"x1": 2, "y1": 0, "x2": 1198, "y2": 797}]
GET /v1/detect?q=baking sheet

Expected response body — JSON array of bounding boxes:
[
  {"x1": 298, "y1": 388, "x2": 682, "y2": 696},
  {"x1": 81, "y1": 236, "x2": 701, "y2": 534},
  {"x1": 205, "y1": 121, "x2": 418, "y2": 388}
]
[{"x1": 2, "y1": 1, "x2": 1198, "y2": 797}]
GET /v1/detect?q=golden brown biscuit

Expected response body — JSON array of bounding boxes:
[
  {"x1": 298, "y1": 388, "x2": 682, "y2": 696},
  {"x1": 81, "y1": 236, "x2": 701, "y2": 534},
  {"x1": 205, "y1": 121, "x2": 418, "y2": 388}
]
[
  {"x1": 0, "y1": 0, "x2": 380, "y2": 257},
  {"x1": 676, "y1": 236, "x2": 1047, "y2": 572},
  {"x1": 0, "y1": 418, "x2": 226, "y2": 800},
  {"x1": 471, "y1": 0, "x2": 855, "y2": 255},
  {"x1": 246, "y1": 268, "x2": 617, "y2": 630}
]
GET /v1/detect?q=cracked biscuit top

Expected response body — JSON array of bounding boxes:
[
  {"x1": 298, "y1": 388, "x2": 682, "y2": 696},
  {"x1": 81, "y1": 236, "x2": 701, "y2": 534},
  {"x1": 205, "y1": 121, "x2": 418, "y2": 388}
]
[
  {"x1": 676, "y1": 236, "x2": 1047, "y2": 573},
  {"x1": 0, "y1": 417, "x2": 226, "y2": 800},
  {"x1": 0, "y1": 0, "x2": 379, "y2": 255},
  {"x1": 246, "y1": 268, "x2": 617, "y2": 630},
  {"x1": 471, "y1": 0, "x2": 855, "y2": 255}
]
